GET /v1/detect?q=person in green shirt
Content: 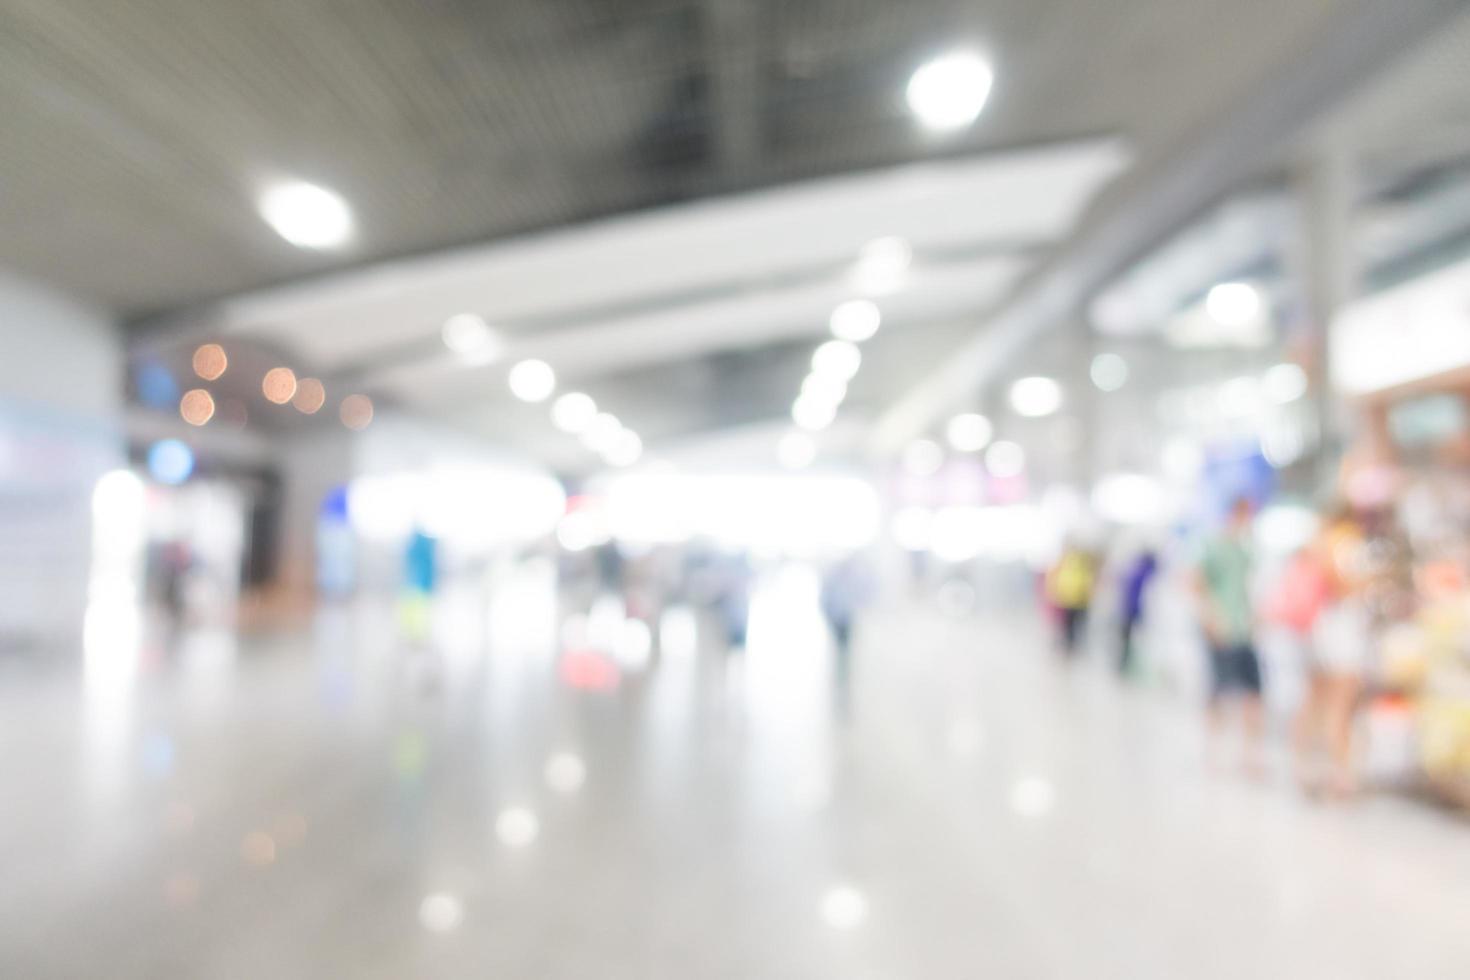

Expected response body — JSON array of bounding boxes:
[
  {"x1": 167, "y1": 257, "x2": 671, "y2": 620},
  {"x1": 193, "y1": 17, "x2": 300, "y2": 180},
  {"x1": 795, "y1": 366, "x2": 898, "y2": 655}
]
[{"x1": 1195, "y1": 496, "x2": 1264, "y2": 774}]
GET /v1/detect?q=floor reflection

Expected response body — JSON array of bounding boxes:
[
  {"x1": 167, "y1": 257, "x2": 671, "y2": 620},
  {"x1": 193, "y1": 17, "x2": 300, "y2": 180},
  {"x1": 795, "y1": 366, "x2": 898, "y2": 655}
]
[{"x1": 4, "y1": 560, "x2": 1469, "y2": 978}]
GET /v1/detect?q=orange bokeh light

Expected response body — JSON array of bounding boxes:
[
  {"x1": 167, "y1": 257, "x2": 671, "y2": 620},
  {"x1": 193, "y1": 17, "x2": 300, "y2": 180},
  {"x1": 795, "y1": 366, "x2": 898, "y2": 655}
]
[
  {"x1": 262, "y1": 367, "x2": 298, "y2": 405},
  {"x1": 339, "y1": 393, "x2": 374, "y2": 430},
  {"x1": 292, "y1": 377, "x2": 326, "y2": 414},
  {"x1": 192, "y1": 343, "x2": 228, "y2": 381},
  {"x1": 179, "y1": 388, "x2": 215, "y2": 426}
]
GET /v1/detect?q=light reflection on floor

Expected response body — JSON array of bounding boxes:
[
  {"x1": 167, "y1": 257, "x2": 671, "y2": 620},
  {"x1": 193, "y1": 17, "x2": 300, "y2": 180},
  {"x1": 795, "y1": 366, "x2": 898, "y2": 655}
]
[{"x1": 1, "y1": 561, "x2": 1468, "y2": 978}]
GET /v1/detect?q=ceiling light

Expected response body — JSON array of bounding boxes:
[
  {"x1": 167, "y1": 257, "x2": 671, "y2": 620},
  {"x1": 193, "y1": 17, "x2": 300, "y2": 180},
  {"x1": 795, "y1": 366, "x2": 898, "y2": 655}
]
[
  {"x1": 906, "y1": 52, "x2": 994, "y2": 132},
  {"x1": 777, "y1": 431, "x2": 816, "y2": 470},
  {"x1": 1089, "y1": 353, "x2": 1128, "y2": 392},
  {"x1": 984, "y1": 440, "x2": 1025, "y2": 478},
  {"x1": 903, "y1": 439, "x2": 944, "y2": 477},
  {"x1": 583, "y1": 412, "x2": 623, "y2": 452},
  {"x1": 811, "y1": 340, "x2": 862, "y2": 381},
  {"x1": 801, "y1": 372, "x2": 847, "y2": 406},
  {"x1": 850, "y1": 236, "x2": 912, "y2": 295},
  {"x1": 605, "y1": 430, "x2": 643, "y2": 468},
  {"x1": 1205, "y1": 282, "x2": 1262, "y2": 327},
  {"x1": 1009, "y1": 376, "x2": 1062, "y2": 417},
  {"x1": 829, "y1": 299, "x2": 881, "y2": 342},
  {"x1": 442, "y1": 313, "x2": 498, "y2": 359},
  {"x1": 946, "y1": 413, "x2": 992, "y2": 453},
  {"x1": 1264, "y1": 362, "x2": 1308, "y2": 404},
  {"x1": 792, "y1": 396, "x2": 837, "y2": 431},
  {"x1": 257, "y1": 181, "x2": 353, "y2": 249},
  {"x1": 508, "y1": 359, "x2": 555, "y2": 402},
  {"x1": 552, "y1": 392, "x2": 598, "y2": 433}
]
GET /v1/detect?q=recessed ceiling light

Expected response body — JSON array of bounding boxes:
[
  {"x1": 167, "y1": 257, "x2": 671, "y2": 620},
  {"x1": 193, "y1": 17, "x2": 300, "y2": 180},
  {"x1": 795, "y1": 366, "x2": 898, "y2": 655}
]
[
  {"x1": 1205, "y1": 282, "x2": 1262, "y2": 327},
  {"x1": 442, "y1": 313, "x2": 498, "y2": 358},
  {"x1": 907, "y1": 52, "x2": 994, "y2": 132},
  {"x1": 552, "y1": 392, "x2": 598, "y2": 433},
  {"x1": 811, "y1": 340, "x2": 862, "y2": 381},
  {"x1": 985, "y1": 440, "x2": 1025, "y2": 477},
  {"x1": 1090, "y1": 353, "x2": 1129, "y2": 392},
  {"x1": 946, "y1": 413, "x2": 992, "y2": 452},
  {"x1": 829, "y1": 299, "x2": 881, "y2": 342},
  {"x1": 257, "y1": 181, "x2": 353, "y2": 249},
  {"x1": 508, "y1": 359, "x2": 556, "y2": 402},
  {"x1": 605, "y1": 430, "x2": 643, "y2": 467},
  {"x1": 1009, "y1": 376, "x2": 1063, "y2": 417},
  {"x1": 582, "y1": 412, "x2": 623, "y2": 453}
]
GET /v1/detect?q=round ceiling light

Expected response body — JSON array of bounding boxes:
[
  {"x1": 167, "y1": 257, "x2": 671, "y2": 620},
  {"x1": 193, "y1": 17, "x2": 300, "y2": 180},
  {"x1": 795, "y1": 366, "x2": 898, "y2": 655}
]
[
  {"x1": 1205, "y1": 282, "x2": 1262, "y2": 328},
  {"x1": 811, "y1": 340, "x2": 862, "y2": 381},
  {"x1": 829, "y1": 299, "x2": 881, "y2": 342},
  {"x1": 552, "y1": 392, "x2": 598, "y2": 433},
  {"x1": 508, "y1": 359, "x2": 556, "y2": 403},
  {"x1": 1009, "y1": 376, "x2": 1063, "y2": 418},
  {"x1": 257, "y1": 181, "x2": 353, "y2": 250},
  {"x1": 906, "y1": 52, "x2": 994, "y2": 132},
  {"x1": 945, "y1": 413, "x2": 993, "y2": 453}
]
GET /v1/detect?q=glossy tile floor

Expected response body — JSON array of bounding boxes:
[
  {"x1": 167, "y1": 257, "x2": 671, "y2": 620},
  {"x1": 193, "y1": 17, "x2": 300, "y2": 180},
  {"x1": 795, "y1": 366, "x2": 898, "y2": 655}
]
[{"x1": 2, "y1": 561, "x2": 1468, "y2": 978}]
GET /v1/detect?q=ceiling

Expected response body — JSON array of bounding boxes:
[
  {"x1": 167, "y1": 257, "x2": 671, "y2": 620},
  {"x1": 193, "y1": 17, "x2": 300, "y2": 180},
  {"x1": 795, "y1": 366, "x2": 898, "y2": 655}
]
[
  {"x1": 10, "y1": 0, "x2": 1450, "y2": 472},
  {"x1": 3, "y1": 0, "x2": 1355, "y2": 319}
]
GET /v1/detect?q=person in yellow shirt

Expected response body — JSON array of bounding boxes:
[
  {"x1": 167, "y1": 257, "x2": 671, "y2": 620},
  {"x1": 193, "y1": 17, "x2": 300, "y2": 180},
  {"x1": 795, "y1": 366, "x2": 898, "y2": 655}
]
[{"x1": 1046, "y1": 543, "x2": 1096, "y2": 655}]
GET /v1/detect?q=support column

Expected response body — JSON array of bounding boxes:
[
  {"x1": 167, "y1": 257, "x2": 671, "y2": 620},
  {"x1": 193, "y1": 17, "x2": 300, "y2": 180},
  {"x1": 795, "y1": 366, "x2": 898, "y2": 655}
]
[{"x1": 1292, "y1": 144, "x2": 1359, "y2": 490}]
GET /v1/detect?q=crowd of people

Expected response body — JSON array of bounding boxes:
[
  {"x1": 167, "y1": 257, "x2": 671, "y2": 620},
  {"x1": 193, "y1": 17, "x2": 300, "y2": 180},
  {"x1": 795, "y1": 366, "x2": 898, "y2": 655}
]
[{"x1": 1042, "y1": 493, "x2": 1413, "y2": 801}]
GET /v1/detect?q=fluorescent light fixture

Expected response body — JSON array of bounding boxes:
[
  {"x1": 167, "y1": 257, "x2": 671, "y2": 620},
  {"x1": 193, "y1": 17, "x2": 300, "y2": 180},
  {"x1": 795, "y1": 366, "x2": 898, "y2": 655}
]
[
  {"x1": 811, "y1": 340, "x2": 862, "y2": 380},
  {"x1": 1089, "y1": 353, "x2": 1128, "y2": 392},
  {"x1": 257, "y1": 181, "x2": 353, "y2": 249},
  {"x1": 907, "y1": 52, "x2": 994, "y2": 131},
  {"x1": 829, "y1": 299, "x2": 881, "y2": 342},
  {"x1": 1009, "y1": 376, "x2": 1062, "y2": 417},
  {"x1": 552, "y1": 391, "x2": 598, "y2": 433},
  {"x1": 1205, "y1": 282, "x2": 1262, "y2": 327},
  {"x1": 946, "y1": 413, "x2": 993, "y2": 453},
  {"x1": 508, "y1": 359, "x2": 556, "y2": 402},
  {"x1": 777, "y1": 431, "x2": 816, "y2": 470}
]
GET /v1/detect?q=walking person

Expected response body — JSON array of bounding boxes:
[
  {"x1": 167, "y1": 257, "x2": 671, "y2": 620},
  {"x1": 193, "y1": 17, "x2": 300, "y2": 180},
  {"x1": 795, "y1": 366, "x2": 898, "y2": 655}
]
[{"x1": 1194, "y1": 497, "x2": 1265, "y2": 776}]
